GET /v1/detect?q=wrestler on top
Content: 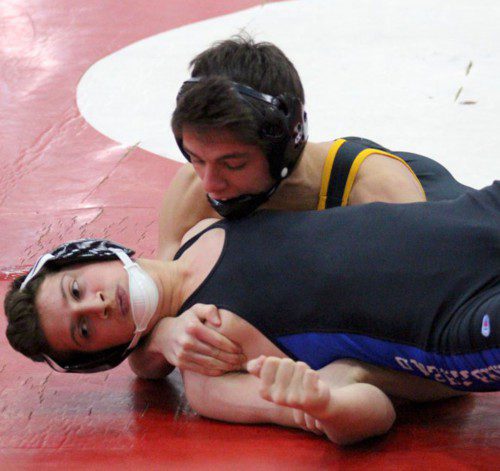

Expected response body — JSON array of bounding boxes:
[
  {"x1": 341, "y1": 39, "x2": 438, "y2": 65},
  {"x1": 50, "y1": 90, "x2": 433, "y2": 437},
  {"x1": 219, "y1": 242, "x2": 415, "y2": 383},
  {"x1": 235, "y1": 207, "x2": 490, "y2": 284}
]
[{"x1": 148, "y1": 35, "x2": 472, "y2": 376}]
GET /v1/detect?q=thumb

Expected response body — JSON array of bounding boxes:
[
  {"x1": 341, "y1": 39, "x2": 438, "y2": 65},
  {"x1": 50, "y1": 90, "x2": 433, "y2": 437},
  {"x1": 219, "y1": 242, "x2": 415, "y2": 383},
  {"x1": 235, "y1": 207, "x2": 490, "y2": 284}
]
[
  {"x1": 246, "y1": 355, "x2": 266, "y2": 376},
  {"x1": 201, "y1": 304, "x2": 222, "y2": 327}
]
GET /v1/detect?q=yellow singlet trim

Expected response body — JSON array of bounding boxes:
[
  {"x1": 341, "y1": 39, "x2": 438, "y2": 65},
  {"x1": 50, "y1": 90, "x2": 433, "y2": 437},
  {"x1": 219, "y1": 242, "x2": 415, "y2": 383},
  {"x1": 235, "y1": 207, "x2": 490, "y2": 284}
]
[
  {"x1": 341, "y1": 149, "x2": 427, "y2": 206},
  {"x1": 317, "y1": 139, "x2": 346, "y2": 210}
]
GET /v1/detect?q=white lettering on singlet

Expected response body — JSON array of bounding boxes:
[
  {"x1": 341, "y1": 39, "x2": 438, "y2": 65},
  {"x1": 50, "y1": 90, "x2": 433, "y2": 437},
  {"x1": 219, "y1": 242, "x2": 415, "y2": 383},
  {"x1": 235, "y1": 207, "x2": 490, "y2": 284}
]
[{"x1": 394, "y1": 356, "x2": 500, "y2": 388}]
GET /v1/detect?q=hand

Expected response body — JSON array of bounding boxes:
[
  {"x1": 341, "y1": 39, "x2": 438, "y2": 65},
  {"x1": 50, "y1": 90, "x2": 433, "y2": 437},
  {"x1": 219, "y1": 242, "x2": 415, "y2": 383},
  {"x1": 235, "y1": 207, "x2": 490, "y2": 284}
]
[
  {"x1": 151, "y1": 304, "x2": 246, "y2": 376},
  {"x1": 247, "y1": 356, "x2": 330, "y2": 429}
]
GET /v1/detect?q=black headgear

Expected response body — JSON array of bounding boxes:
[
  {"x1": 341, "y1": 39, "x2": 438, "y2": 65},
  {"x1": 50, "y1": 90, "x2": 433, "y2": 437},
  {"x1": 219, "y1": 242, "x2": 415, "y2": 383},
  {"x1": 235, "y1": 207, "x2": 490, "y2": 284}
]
[
  {"x1": 22, "y1": 238, "x2": 136, "y2": 374},
  {"x1": 175, "y1": 77, "x2": 308, "y2": 218}
]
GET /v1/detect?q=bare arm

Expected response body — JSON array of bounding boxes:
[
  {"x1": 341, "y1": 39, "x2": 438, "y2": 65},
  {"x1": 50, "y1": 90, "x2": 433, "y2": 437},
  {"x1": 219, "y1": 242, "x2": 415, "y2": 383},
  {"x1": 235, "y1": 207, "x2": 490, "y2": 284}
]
[
  {"x1": 183, "y1": 357, "x2": 396, "y2": 445},
  {"x1": 349, "y1": 153, "x2": 426, "y2": 205},
  {"x1": 182, "y1": 369, "x2": 297, "y2": 426},
  {"x1": 157, "y1": 165, "x2": 220, "y2": 261},
  {"x1": 153, "y1": 170, "x2": 238, "y2": 376},
  {"x1": 128, "y1": 305, "x2": 246, "y2": 379}
]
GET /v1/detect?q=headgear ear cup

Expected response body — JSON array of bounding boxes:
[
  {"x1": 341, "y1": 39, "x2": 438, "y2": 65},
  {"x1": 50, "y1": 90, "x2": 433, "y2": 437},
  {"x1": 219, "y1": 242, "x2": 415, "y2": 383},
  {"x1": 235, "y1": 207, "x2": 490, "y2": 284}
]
[
  {"x1": 278, "y1": 94, "x2": 308, "y2": 179},
  {"x1": 255, "y1": 94, "x2": 307, "y2": 180}
]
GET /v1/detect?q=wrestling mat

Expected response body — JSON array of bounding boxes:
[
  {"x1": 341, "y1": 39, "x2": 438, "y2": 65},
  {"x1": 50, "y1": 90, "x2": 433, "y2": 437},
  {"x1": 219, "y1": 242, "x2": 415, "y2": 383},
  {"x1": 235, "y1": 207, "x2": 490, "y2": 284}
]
[{"x1": 1, "y1": 1, "x2": 498, "y2": 469}]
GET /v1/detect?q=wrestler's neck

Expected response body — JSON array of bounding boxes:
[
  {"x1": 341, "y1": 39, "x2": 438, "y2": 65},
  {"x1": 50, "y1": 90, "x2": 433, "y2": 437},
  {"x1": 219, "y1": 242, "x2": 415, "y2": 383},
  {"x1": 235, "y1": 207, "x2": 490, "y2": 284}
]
[
  {"x1": 263, "y1": 140, "x2": 332, "y2": 211},
  {"x1": 135, "y1": 258, "x2": 189, "y2": 325}
]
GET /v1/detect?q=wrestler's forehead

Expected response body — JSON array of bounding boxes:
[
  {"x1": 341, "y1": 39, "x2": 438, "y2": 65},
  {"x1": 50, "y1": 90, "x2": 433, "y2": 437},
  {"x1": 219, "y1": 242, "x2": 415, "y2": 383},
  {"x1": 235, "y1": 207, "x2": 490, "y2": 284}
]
[
  {"x1": 37, "y1": 271, "x2": 63, "y2": 307},
  {"x1": 183, "y1": 127, "x2": 263, "y2": 155},
  {"x1": 36, "y1": 260, "x2": 123, "y2": 302}
]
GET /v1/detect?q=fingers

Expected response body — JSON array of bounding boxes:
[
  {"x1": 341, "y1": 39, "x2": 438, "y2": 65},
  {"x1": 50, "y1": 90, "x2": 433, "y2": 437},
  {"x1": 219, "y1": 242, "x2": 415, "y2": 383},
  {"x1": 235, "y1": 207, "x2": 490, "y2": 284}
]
[
  {"x1": 191, "y1": 303, "x2": 221, "y2": 327},
  {"x1": 174, "y1": 334, "x2": 245, "y2": 373},
  {"x1": 249, "y1": 357, "x2": 311, "y2": 404},
  {"x1": 186, "y1": 319, "x2": 242, "y2": 355},
  {"x1": 248, "y1": 357, "x2": 329, "y2": 411},
  {"x1": 246, "y1": 355, "x2": 266, "y2": 375},
  {"x1": 181, "y1": 321, "x2": 246, "y2": 370},
  {"x1": 293, "y1": 408, "x2": 307, "y2": 429},
  {"x1": 169, "y1": 304, "x2": 245, "y2": 375},
  {"x1": 266, "y1": 359, "x2": 296, "y2": 403},
  {"x1": 247, "y1": 357, "x2": 331, "y2": 435},
  {"x1": 260, "y1": 358, "x2": 314, "y2": 407},
  {"x1": 292, "y1": 409, "x2": 323, "y2": 435},
  {"x1": 178, "y1": 331, "x2": 244, "y2": 365}
]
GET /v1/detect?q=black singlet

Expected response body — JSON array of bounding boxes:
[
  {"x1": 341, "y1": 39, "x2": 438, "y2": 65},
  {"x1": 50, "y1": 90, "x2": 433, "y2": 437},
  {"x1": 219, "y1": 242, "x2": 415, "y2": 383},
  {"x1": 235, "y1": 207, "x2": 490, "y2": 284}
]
[
  {"x1": 175, "y1": 183, "x2": 500, "y2": 391},
  {"x1": 318, "y1": 137, "x2": 472, "y2": 208}
]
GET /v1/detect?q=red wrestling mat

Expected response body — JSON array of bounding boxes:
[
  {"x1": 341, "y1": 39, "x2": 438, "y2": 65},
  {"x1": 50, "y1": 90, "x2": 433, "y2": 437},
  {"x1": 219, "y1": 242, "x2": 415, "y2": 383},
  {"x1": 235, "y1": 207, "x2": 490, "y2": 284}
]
[{"x1": 0, "y1": 1, "x2": 498, "y2": 469}]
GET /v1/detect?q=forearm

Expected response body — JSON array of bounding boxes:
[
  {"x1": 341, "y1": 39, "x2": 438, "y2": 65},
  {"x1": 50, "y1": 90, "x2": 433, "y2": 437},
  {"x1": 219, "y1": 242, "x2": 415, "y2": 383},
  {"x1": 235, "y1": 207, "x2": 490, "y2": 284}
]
[
  {"x1": 183, "y1": 370, "x2": 297, "y2": 427},
  {"x1": 183, "y1": 368, "x2": 396, "y2": 445}
]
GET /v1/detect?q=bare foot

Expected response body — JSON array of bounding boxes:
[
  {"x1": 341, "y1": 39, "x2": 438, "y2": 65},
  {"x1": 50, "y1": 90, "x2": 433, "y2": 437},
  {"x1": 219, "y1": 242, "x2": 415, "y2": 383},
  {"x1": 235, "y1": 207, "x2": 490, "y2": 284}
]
[{"x1": 247, "y1": 355, "x2": 332, "y2": 435}]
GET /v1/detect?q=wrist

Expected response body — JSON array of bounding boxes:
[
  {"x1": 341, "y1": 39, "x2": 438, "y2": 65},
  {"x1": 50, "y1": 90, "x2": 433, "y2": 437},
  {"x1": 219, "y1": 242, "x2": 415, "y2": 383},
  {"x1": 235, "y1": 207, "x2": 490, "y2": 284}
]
[
  {"x1": 142, "y1": 317, "x2": 173, "y2": 355},
  {"x1": 309, "y1": 388, "x2": 336, "y2": 421}
]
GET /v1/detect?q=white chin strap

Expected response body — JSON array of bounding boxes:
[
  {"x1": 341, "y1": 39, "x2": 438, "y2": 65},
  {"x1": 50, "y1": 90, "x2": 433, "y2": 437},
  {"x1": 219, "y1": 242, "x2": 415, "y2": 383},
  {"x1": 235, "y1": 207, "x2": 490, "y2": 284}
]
[{"x1": 110, "y1": 249, "x2": 159, "y2": 350}]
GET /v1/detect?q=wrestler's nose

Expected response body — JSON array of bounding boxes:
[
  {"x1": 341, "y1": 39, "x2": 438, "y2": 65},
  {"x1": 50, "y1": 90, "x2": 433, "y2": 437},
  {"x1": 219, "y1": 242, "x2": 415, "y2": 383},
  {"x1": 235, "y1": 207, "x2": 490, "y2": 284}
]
[
  {"x1": 77, "y1": 292, "x2": 109, "y2": 319},
  {"x1": 202, "y1": 164, "x2": 226, "y2": 194}
]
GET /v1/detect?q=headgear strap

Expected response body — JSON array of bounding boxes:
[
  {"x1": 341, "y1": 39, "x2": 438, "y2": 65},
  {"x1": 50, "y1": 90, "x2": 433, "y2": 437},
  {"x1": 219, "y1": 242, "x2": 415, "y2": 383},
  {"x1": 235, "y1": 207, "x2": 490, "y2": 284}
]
[{"x1": 175, "y1": 77, "x2": 308, "y2": 218}]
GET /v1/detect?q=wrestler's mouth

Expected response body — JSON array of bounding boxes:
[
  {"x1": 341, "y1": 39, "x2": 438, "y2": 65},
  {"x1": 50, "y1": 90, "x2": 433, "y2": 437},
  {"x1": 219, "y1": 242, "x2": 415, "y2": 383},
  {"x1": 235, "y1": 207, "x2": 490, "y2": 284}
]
[
  {"x1": 209, "y1": 193, "x2": 231, "y2": 201},
  {"x1": 116, "y1": 286, "x2": 130, "y2": 318}
]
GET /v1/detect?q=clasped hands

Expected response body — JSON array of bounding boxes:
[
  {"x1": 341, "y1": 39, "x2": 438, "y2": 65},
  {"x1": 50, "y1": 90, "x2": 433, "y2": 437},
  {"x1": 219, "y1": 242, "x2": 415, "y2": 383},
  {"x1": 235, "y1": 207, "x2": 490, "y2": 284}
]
[
  {"x1": 141, "y1": 304, "x2": 327, "y2": 435},
  {"x1": 147, "y1": 303, "x2": 246, "y2": 376}
]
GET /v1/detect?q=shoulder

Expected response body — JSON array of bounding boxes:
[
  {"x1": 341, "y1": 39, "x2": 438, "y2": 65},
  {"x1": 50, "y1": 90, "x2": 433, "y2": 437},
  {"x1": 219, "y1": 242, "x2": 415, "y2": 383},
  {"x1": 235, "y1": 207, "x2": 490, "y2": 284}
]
[
  {"x1": 349, "y1": 153, "x2": 426, "y2": 204},
  {"x1": 163, "y1": 164, "x2": 222, "y2": 219},
  {"x1": 166, "y1": 164, "x2": 205, "y2": 199},
  {"x1": 161, "y1": 165, "x2": 209, "y2": 224},
  {"x1": 180, "y1": 218, "x2": 221, "y2": 245},
  {"x1": 159, "y1": 165, "x2": 220, "y2": 259}
]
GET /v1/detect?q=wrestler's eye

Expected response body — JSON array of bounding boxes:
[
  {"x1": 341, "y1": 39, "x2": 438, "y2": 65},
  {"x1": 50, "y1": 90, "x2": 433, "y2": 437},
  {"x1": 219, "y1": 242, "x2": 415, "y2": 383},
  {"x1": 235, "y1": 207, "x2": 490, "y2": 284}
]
[
  {"x1": 79, "y1": 318, "x2": 90, "y2": 339},
  {"x1": 224, "y1": 161, "x2": 246, "y2": 170},
  {"x1": 70, "y1": 280, "x2": 81, "y2": 300},
  {"x1": 190, "y1": 155, "x2": 203, "y2": 165}
]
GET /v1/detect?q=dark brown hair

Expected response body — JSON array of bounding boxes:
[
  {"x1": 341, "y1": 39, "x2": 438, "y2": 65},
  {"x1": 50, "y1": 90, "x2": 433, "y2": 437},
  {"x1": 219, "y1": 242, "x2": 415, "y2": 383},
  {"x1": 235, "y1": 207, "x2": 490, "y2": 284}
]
[
  {"x1": 171, "y1": 34, "x2": 305, "y2": 147},
  {"x1": 4, "y1": 268, "x2": 56, "y2": 362}
]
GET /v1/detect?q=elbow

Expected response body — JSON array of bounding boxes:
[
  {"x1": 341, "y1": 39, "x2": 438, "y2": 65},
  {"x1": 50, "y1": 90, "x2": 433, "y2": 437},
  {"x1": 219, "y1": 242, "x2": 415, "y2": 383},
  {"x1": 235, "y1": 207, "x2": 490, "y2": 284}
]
[
  {"x1": 326, "y1": 383, "x2": 397, "y2": 446},
  {"x1": 129, "y1": 364, "x2": 171, "y2": 380},
  {"x1": 364, "y1": 399, "x2": 396, "y2": 442},
  {"x1": 183, "y1": 385, "x2": 203, "y2": 415},
  {"x1": 333, "y1": 407, "x2": 396, "y2": 446},
  {"x1": 127, "y1": 355, "x2": 174, "y2": 380}
]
